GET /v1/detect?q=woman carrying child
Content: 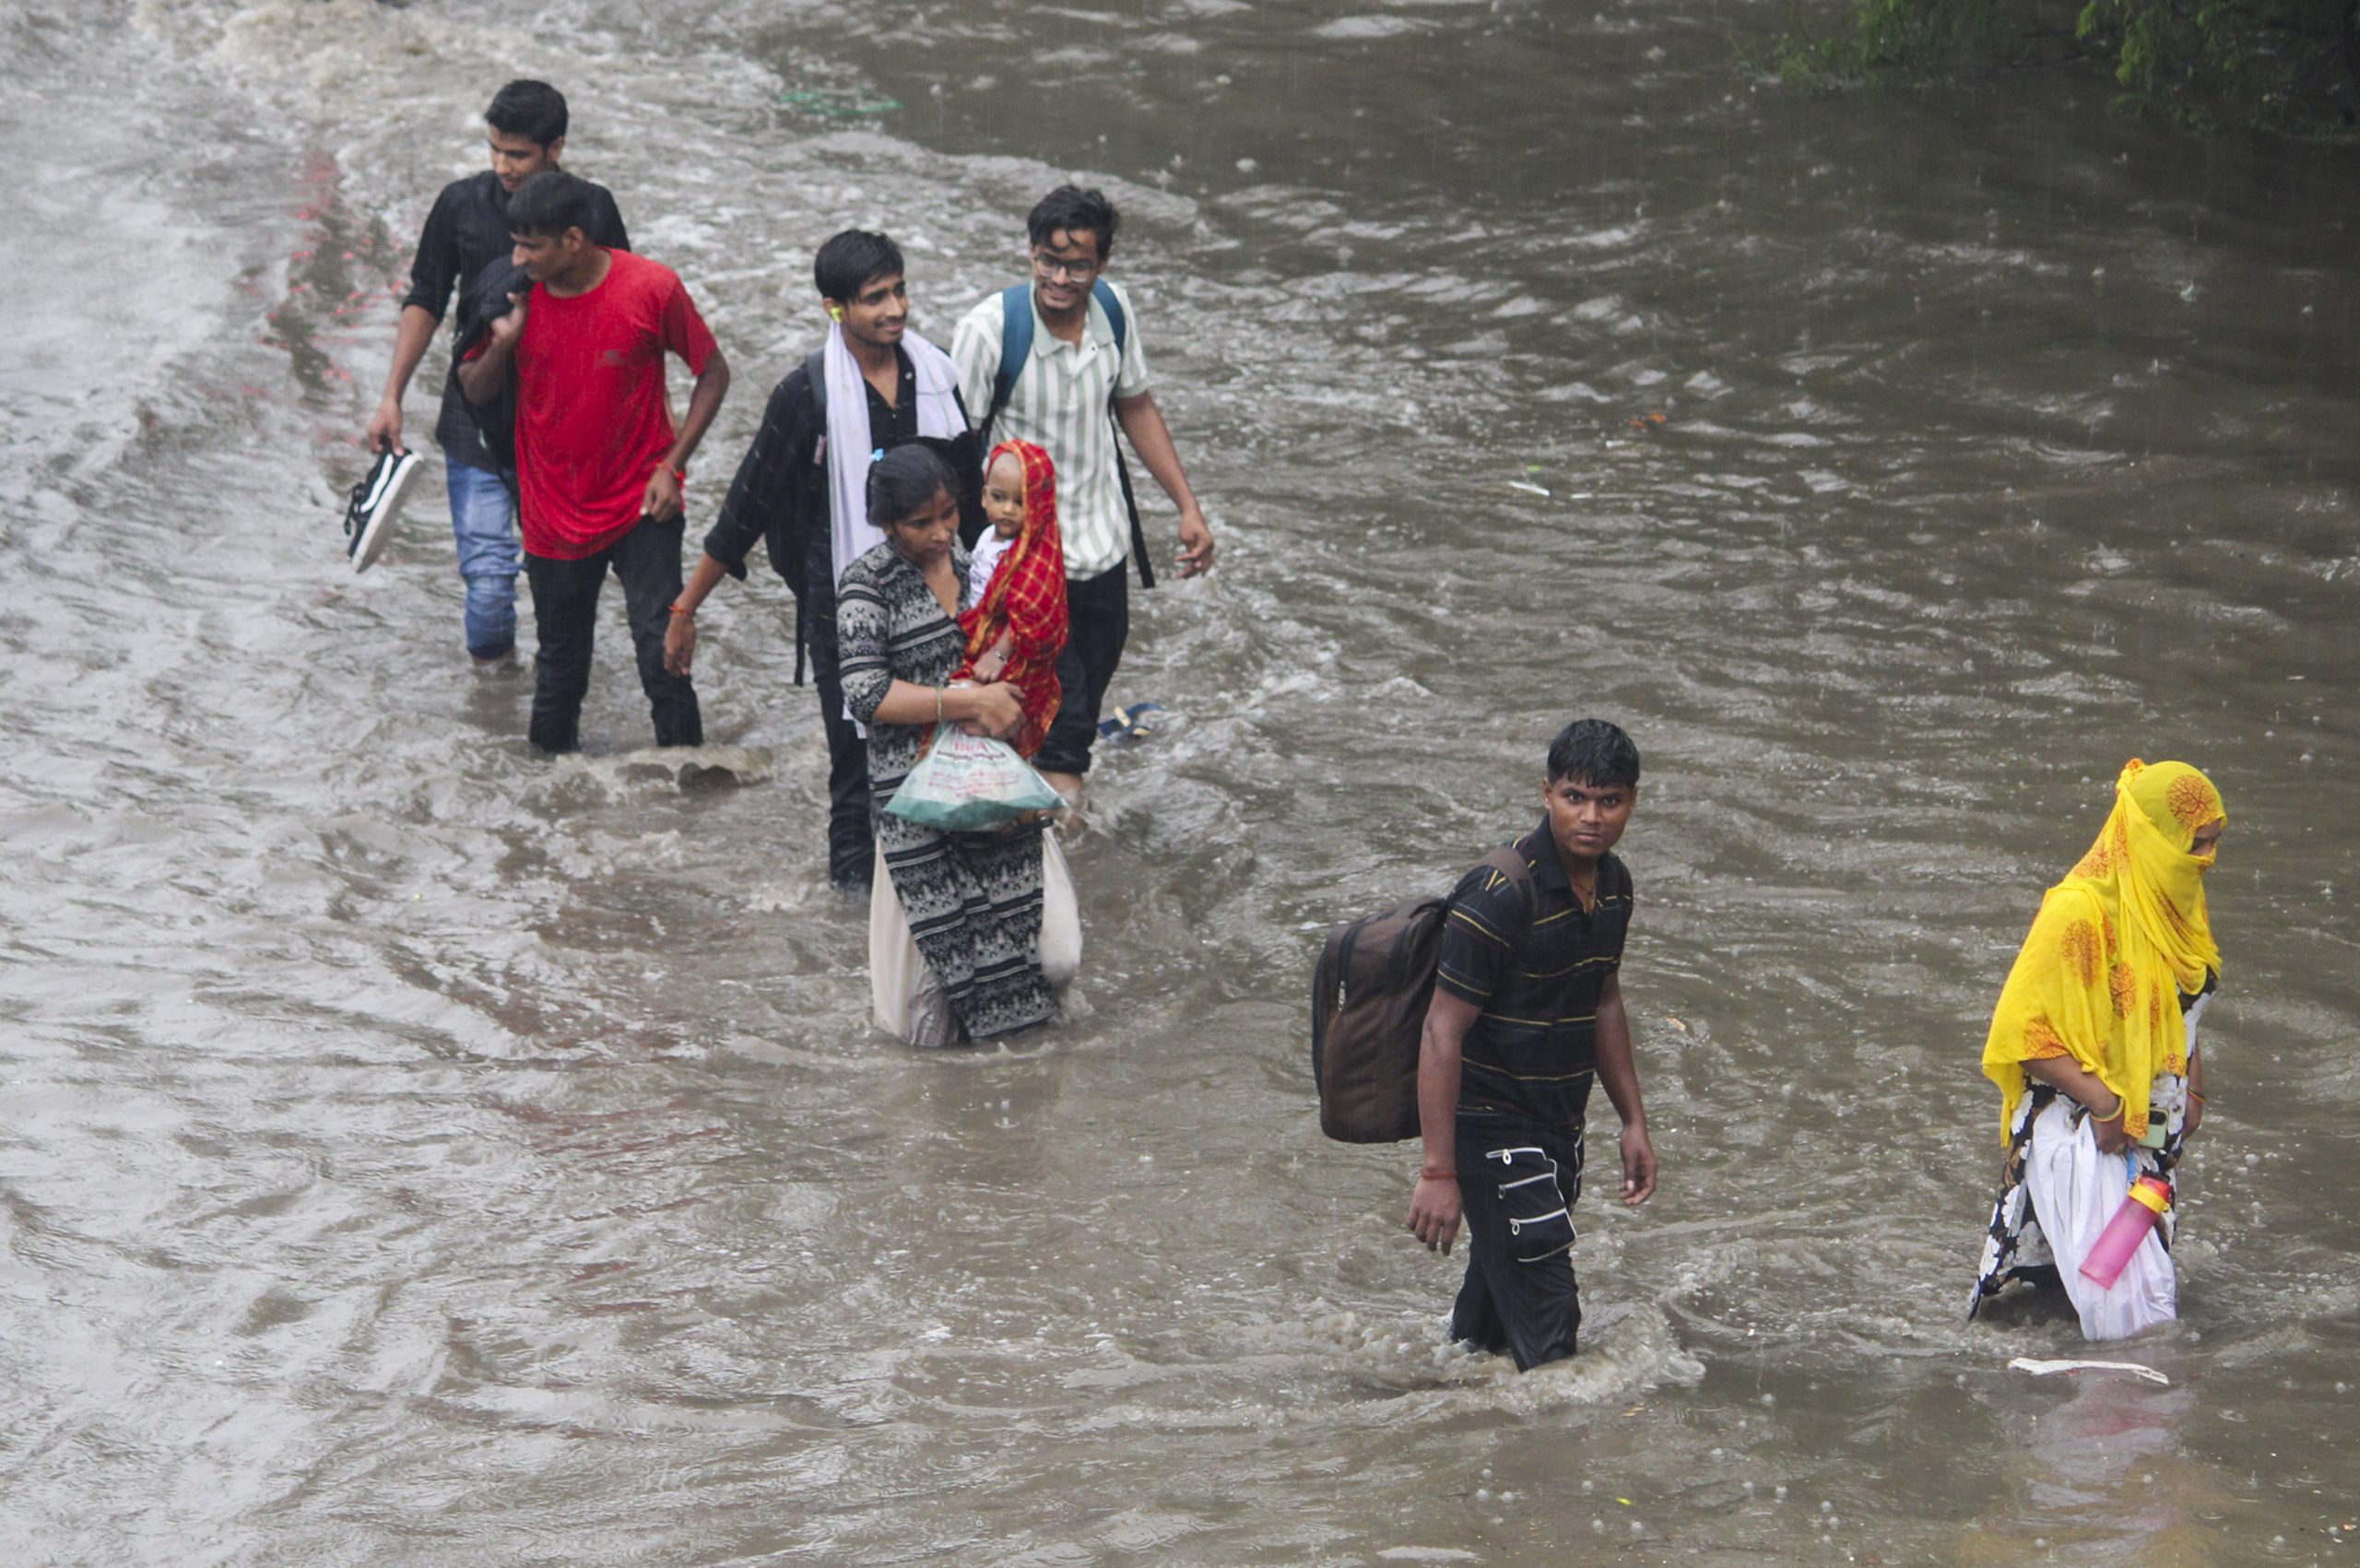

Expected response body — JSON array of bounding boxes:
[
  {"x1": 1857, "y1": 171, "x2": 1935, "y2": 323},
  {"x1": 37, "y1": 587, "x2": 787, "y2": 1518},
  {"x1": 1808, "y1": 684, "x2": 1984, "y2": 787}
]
[{"x1": 837, "y1": 444, "x2": 1078, "y2": 1045}]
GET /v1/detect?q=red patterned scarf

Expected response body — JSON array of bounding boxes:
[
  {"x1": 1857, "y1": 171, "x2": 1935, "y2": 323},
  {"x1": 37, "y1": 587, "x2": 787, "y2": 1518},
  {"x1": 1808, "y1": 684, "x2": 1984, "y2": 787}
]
[{"x1": 956, "y1": 439, "x2": 1067, "y2": 758}]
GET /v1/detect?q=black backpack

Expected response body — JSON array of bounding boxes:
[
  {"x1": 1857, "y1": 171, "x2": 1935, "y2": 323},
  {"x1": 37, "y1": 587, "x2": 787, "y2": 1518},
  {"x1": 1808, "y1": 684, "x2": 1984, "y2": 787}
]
[
  {"x1": 1309, "y1": 845, "x2": 1534, "y2": 1142},
  {"x1": 452, "y1": 256, "x2": 531, "y2": 479}
]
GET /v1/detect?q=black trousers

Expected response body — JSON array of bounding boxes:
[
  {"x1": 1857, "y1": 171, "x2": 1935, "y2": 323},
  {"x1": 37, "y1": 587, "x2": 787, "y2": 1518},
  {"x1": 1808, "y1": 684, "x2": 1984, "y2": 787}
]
[
  {"x1": 1033, "y1": 561, "x2": 1130, "y2": 777},
  {"x1": 1450, "y1": 1111, "x2": 1585, "y2": 1372},
  {"x1": 803, "y1": 544, "x2": 872, "y2": 890},
  {"x1": 523, "y1": 515, "x2": 702, "y2": 754}
]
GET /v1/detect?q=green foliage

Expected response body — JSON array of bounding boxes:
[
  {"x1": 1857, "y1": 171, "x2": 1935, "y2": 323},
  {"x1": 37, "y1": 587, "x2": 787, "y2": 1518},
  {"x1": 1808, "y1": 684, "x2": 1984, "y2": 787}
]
[
  {"x1": 1784, "y1": 0, "x2": 2360, "y2": 130},
  {"x1": 1855, "y1": 0, "x2": 2008, "y2": 65}
]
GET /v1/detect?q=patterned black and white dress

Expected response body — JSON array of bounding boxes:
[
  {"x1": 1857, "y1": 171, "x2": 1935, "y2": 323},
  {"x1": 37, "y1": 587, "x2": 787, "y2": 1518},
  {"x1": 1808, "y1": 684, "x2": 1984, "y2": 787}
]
[{"x1": 837, "y1": 538, "x2": 1056, "y2": 1042}]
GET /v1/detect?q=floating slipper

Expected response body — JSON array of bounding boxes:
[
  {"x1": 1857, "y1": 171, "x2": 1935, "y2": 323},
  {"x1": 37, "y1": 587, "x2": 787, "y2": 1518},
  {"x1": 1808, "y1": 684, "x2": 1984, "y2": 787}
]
[
  {"x1": 345, "y1": 447, "x2": 423, "y2": 573},
  {"x1": 1096, "y1": 701, "x2": 1164, "y2": 743}
]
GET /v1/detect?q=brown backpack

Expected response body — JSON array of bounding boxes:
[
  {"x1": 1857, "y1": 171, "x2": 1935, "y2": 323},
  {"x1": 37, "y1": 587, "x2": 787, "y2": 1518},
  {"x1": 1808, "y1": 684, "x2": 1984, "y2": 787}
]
[{"x1": 1309, "y1": 845, "x2": 1535, "y2": 1142}]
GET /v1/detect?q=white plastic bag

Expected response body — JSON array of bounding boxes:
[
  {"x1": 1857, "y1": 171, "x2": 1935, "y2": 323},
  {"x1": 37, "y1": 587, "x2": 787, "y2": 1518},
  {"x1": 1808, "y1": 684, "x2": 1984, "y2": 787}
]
[
  {"x1": 2022, "y1": 1098, "x2": 2177, "y2": 1340},
  {"x1": 883, "y1": 722, "x2": 1062, "y2": 831}
]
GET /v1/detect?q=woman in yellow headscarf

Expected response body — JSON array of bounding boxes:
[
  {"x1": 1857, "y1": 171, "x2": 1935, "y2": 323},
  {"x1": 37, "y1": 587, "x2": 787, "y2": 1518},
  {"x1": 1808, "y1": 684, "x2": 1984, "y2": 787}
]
[{"x1": 1966, "y1": 759, "x2": 2227, "y2": 1340}]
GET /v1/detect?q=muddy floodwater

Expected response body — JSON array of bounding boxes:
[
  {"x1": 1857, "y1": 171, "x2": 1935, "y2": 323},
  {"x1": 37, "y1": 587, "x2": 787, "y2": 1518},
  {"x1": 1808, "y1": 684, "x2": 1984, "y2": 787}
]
[{"x1": 3, "y1": 0, "x2": 2357, "y2": 1562}]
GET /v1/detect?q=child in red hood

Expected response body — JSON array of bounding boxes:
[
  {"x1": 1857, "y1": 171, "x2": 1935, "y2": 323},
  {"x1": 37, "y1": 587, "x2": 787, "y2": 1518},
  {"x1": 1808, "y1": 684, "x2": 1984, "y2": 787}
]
[{"x1": 954, "y1": 439, "x2": 1067, "y2": 759}]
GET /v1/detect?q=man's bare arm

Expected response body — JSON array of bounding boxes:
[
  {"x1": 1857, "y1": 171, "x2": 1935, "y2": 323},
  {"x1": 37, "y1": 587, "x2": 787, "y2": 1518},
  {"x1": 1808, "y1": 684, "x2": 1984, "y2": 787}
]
[
  {"x1": 663, "y1": 551, "x2": 732, "y2": 676},
  {"x1": 641, "y1": 349, "x2": 732, "y2": 524},
  {"x1": 1114, "y1": 390, "x2": 1215, "y2": 576},
  {"x1": 1593, "y1": 973, "x2": 1656, "y2": 1205},
  {"x1": 1408, "y1": 989, "x2": 1483, "y2": 1252},
  {"x1": 367, "y1": 304, "x2": 441, "y2": 453}
]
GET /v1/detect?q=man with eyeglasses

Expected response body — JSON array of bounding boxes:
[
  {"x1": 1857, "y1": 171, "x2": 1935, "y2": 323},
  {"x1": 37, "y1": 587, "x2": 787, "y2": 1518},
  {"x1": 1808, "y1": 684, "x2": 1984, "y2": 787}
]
[{"x1": 951, "y1": 185, "x2": 1215, "y2": 805}]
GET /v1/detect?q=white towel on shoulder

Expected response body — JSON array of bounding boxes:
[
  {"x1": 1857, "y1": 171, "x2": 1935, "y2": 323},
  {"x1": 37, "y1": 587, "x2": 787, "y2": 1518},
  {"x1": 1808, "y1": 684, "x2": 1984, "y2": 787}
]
[{"x1": 822, "y1": 324, "x2": 966, "y2": 585}]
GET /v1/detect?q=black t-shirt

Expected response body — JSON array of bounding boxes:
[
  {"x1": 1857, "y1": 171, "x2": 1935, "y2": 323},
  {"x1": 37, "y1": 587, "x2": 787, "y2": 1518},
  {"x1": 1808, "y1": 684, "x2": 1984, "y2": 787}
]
[
  {"x1": 400, "y1": 170, "x2": 630, "y2": 472},
  {"x1": 1434, "y1": 819, "x2": 1634, "y2": 1128},
  {"x1": 704, "y1": 347, "x2": 983, "y2": 600}
]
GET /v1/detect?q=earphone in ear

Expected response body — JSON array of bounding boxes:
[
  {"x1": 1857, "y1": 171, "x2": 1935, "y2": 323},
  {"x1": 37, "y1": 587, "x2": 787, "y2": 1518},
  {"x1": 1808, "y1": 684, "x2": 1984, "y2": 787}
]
[{"x1": 827, "y1": 303, "x2": 844, "y2": 322}]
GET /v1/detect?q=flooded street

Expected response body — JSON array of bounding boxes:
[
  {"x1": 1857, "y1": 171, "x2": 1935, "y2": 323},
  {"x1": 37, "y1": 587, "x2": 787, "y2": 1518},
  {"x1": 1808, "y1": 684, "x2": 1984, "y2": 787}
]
[{"x1": 3, "y1": 0, "x2": 2357, "y2": 1560}]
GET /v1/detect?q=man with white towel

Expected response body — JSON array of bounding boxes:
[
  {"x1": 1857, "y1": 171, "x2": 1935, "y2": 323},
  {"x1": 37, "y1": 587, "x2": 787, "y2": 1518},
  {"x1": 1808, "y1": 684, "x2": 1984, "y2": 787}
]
[{"x1": 667, "y1": 230, "x2": 984, "y2": 895}]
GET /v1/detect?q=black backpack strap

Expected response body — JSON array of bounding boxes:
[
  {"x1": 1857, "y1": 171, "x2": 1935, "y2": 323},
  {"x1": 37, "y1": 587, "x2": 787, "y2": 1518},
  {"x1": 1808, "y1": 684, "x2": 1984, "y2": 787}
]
[
  {"x1": 802, "y1": 348, "x2": 829, "y2": 423},
  {"x1": 1091, "y1": 279, "x2": 1154, "y2": 590}
]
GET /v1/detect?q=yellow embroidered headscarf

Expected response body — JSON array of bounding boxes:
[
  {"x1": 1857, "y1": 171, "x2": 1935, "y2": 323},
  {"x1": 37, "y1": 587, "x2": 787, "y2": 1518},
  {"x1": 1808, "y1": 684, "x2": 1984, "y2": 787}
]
[{"x1": 1980, "y1": 759, "x2": 2225, "y2": 1141}]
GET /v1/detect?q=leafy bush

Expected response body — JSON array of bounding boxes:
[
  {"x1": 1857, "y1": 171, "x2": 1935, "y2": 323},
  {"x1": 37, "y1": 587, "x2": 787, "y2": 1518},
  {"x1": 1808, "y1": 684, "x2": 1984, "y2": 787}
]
[{"x1": 1788, "y1": 0, "x2": 2360, "y2": 130}]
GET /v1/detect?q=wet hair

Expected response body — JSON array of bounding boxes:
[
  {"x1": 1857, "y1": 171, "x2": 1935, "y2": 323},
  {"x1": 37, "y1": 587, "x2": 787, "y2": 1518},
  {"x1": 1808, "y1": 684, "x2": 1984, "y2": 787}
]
[
  {"x1": 506, "y1": 171, "x2": 594, "y2": 240},
  {"x1": 486, "y1": 79, "x2": 568, "y2": 148},
  {"x1": 1027, "y1": 185, "x2": 1119, "y2": 259},
  {"x1": 1546, "y1": 718, "x2": 1641, "y2": 791},
  {"x1": 813, "y1": 230, "x2": 904, "y2": 305},
  {"x1": 867, "y1": 443, "x2": 958, "y2": 530}
]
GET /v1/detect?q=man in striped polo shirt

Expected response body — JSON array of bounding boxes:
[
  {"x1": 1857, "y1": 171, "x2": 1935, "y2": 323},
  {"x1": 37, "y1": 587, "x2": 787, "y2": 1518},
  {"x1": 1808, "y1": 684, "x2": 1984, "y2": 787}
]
[
  {"x1": 950, "y1": 186, "x2": 1216, "y2": 803},
  {"x1": 1405, "y1": 719, "x2": 1658, "y2": 1371}
]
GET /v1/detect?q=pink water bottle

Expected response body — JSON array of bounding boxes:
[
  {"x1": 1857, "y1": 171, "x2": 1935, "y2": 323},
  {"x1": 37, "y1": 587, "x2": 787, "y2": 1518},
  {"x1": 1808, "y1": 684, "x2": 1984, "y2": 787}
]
[{"x1": 2080, "y1": 1175, "x2": 2172, "y2": 1290}]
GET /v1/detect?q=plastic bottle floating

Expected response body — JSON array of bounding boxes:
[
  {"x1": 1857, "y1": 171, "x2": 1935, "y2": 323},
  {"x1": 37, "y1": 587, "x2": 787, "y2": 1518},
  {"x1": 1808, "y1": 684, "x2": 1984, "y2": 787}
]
[{"x1": 1097, "y1": 701, "x2": 1164, "y2": 744}]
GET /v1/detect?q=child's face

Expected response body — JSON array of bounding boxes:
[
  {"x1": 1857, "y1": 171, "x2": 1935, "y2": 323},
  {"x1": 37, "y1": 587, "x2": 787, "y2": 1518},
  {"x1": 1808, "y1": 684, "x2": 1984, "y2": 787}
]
[{"x1": 983, "y1": 453, "x2": 1026, "y2": 540}]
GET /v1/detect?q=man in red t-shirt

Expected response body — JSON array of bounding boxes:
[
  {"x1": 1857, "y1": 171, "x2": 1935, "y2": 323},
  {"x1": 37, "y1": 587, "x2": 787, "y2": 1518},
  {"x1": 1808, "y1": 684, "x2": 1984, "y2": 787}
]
[{"x1": 460, "y1": 171, "x2": 731, "y2": 754}]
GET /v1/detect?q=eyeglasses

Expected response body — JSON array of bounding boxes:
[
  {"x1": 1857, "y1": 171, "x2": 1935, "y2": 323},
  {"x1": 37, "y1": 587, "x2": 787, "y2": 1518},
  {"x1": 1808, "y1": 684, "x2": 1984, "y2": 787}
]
[{"x1": 1030, "y1": 251, "x2": 1100, "y2": 282}]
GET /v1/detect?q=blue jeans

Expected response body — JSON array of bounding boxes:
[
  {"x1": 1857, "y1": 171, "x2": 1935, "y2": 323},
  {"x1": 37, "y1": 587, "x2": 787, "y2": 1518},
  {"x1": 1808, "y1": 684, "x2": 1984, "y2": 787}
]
[{"x1": 445, "y1": 457, "x2": 520, "y2": 660}]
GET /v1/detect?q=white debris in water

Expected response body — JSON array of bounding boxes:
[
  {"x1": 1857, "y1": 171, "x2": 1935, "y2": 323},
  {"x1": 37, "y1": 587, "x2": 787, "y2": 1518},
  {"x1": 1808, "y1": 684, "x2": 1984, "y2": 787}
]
[{"x1": 2009, "y1": 1357, "x2": 2170, "y2": 1385}]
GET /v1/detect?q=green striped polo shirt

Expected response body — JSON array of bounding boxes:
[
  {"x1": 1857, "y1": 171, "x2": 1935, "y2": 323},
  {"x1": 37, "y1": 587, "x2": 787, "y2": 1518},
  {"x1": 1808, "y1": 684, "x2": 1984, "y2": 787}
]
[{"x1": 1434, "y1": 820, "x2": 1634, "y2": 1129}]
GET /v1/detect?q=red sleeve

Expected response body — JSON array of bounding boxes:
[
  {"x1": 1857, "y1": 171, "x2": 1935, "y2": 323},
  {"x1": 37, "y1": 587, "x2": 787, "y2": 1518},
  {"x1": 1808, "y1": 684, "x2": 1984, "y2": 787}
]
[{"x1": 660, "y1": 276, "x2": 717, "y2": 375}]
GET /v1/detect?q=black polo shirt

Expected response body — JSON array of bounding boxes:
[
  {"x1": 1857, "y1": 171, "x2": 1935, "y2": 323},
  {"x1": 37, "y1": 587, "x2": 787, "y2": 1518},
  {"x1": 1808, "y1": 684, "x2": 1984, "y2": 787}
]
[
  {"x1": 400, "y1": 170, "x2": 630, "y2": 472},
  {"x1": 1434, "y1": 819, "x2": 1634, "y2": 1129}
]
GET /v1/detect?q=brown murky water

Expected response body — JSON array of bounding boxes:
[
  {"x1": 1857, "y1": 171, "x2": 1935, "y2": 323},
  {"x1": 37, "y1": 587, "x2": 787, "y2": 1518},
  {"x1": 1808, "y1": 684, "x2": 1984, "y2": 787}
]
[{"x1": 3, "y1": 0, "x2": 2356, "y2": 1561}]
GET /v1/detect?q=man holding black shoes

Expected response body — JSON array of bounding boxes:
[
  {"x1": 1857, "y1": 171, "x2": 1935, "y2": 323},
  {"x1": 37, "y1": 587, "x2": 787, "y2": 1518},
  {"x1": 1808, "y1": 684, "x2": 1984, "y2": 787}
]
[{"x1": 365, "y1": 80, "x2": 630, "y2": 670}]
